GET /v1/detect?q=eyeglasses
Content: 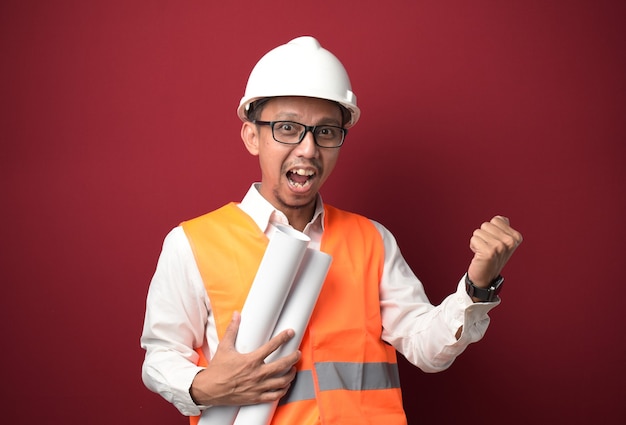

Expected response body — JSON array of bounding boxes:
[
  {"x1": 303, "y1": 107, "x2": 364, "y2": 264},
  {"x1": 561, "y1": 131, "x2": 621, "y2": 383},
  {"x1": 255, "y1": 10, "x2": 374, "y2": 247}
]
[{"x1": 253, "y1": 120, "x2": 347, "y2": 148}]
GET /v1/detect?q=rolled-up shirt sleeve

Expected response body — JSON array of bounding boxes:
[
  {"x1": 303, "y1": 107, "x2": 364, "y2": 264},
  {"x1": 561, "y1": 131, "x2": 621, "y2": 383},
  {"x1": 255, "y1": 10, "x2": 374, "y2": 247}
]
[
  {"x1": 373, "y1": 220, "x2": 500, "y2": 373},
  {"x1": 140, "y1": 226, "x2": 215, "y2": 416}
]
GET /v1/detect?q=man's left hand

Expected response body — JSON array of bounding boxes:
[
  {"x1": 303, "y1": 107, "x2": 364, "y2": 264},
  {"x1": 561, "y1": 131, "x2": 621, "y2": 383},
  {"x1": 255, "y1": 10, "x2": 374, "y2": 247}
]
[{"x1": 467, "y1": 216, "x2": 523, "y2": 288}]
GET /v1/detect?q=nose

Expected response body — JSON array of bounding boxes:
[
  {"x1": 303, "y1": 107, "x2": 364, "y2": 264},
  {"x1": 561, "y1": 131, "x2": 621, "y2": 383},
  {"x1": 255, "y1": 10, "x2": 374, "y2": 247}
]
[{"x1": 293, "y1": 129, "x2": 318, "y2": 158}]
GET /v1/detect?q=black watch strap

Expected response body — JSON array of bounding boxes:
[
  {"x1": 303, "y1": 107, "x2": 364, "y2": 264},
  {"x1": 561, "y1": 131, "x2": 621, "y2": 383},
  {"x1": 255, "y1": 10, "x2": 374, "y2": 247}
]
[{"x1": 465, "y1": 274, "x2": 504, "y2": 302}]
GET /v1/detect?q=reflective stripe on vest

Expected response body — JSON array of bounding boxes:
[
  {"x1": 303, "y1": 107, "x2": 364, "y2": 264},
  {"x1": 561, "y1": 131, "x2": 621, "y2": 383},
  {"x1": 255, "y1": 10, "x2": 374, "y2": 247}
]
[{"x1": 280, "y1": 362, "x2": 400, "y2": 405}]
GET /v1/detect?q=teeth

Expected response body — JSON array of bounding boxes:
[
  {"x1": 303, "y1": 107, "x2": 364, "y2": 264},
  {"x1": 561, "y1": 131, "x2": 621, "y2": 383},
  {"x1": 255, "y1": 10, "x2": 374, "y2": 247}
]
[
  {"x1": 287, "y1": 168, "x2": 314, "y2": 189},
  {"x1": 290, "y1": 168, "x2": 314, "y2": 176}
]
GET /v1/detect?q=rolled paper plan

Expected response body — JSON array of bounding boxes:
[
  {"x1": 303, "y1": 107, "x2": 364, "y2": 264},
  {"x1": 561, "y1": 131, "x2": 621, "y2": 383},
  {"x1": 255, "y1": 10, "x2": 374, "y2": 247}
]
[
  {"x1": 198, "y1": 225, "x2": 310, "y2": 425},
  {"x1": 233, "y1": 247, "x2": 332, "y2": 425},
  {"x1": 235, "y1": 225, "x2": 310, "y2": 353}
]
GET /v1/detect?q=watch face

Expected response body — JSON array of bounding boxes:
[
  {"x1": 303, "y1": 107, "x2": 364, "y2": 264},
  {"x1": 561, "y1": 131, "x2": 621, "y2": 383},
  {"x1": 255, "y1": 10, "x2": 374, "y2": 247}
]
[{"x1": 491, "y1": 276, "x2": 504, "y2": 292}]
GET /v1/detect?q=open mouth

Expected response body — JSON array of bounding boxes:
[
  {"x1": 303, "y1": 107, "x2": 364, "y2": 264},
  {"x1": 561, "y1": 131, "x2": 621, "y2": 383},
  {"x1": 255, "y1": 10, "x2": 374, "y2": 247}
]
[{"x1": 287, "y1": 168, "x2": 315, "y2": 189}]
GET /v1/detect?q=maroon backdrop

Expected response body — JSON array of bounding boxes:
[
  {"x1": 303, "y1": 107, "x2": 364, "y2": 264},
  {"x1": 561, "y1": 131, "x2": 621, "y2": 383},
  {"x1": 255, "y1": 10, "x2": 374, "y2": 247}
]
[{"x1": 2, "y1": 1, "x2": 625, "y2": 424}]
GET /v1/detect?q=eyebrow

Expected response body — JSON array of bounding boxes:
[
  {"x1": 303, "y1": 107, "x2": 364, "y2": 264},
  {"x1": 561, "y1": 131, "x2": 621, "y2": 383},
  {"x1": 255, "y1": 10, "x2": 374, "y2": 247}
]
[{"x1": 271, "y1": 113, "x2": 342, "y2": 127}]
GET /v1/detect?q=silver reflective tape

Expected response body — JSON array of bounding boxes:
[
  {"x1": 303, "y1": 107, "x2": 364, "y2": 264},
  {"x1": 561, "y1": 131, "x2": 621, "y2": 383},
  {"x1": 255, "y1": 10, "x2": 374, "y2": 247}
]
[
  {"x1": 279, "y1": 362, "x2": 400, "y2": 405},
  {"x1": 279, "y1": 370, "x2": 315, "y2": 405},
  {"x1": 316, "y1": 362, "x2": 401, "y2": 391}
]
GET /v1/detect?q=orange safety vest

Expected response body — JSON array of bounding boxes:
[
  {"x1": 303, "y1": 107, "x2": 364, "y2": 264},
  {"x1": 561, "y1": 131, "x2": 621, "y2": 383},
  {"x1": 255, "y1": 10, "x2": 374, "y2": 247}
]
[{"x1": 182, "y1": 203, "x2": 406, "y2": 425}]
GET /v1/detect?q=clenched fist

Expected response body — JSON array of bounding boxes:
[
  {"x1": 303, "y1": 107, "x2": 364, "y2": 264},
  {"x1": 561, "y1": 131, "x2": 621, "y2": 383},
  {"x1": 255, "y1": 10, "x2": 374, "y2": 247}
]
[{"x1": 467, "y1": 216, "x2": 523, "y2": 290}]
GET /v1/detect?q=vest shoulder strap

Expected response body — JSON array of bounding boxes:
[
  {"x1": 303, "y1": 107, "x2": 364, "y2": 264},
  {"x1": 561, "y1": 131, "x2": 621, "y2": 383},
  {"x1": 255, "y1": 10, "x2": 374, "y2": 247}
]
[{"x1": 181, "y1": 203, "x2": 268, "y2": 338}]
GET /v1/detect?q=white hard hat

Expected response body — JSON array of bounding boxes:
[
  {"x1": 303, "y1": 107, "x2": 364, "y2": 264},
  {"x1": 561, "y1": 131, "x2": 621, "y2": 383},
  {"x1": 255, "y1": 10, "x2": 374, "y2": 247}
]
[{"x1": 237, "y1": 36, "x2": 360, "y2": 128}]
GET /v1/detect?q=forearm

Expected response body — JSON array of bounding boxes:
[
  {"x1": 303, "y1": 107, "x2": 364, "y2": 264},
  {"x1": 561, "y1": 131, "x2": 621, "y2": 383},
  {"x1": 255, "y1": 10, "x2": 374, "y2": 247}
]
[
  {"x1": 142, "y1": 344, "x2": 207, "y2": 415},
  {"x1": 383, "y1": 279, "x2": 499, "y2": 372}
]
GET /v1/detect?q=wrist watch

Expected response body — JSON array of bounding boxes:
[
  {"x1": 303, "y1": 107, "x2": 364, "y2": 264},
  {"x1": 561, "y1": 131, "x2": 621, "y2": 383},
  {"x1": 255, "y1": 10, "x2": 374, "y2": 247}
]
[{"x1": 465, "y1": 274, "x2": 504, "y2": 302}]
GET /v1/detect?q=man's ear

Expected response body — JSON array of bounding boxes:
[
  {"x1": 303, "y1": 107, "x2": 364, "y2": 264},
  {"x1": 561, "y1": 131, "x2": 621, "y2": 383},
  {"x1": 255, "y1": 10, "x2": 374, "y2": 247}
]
[{"x1": 241, "y1": 122, "x2": 259, "y2": 155}]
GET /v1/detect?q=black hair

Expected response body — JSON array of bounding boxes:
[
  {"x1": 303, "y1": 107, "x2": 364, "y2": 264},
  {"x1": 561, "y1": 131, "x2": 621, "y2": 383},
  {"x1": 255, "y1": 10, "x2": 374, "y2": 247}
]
[{"x1": 246, "y1": 98, "x2": 351, "y2": 127}]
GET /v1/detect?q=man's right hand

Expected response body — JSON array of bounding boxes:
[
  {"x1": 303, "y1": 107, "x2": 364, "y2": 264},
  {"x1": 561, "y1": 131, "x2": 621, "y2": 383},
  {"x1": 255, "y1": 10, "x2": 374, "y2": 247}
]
[{"x1": 190, "y1": 311, "x2": 300, "y2": 406}]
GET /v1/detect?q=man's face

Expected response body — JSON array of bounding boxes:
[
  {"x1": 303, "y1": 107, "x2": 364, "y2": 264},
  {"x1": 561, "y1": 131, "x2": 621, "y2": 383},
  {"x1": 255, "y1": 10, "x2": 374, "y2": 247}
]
[{"x1": 241, "y1": 96, "x2": 343, "y2": 216}]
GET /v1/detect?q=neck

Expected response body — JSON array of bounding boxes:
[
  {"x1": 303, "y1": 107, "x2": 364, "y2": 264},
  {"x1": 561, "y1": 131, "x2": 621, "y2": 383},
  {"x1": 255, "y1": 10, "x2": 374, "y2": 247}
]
[
  {"x1": 283, "y1": 204, "x2": 315, "y2": 232},
  {"x1": 256, "y1": 184, "x2": 318, "y2": 232}
]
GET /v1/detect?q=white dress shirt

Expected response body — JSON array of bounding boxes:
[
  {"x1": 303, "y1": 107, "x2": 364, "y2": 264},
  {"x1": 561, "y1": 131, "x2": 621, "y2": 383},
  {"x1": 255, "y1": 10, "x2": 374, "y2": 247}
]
[{"x1": 141, "y1": 183, "x2": 499, "y2": 416}]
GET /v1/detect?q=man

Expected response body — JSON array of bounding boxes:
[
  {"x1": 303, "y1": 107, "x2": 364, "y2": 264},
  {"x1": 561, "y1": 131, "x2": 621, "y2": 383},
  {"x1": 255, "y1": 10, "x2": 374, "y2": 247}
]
[{"x1": 141, "y1": 36, "x2": 523, "y2": 424}]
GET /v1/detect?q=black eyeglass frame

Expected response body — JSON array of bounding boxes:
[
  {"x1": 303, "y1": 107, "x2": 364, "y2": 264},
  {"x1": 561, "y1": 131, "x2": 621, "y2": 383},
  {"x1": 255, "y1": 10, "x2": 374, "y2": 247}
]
[{"x1": 253, "y1": 120, "x2": 348, "y2": 148}]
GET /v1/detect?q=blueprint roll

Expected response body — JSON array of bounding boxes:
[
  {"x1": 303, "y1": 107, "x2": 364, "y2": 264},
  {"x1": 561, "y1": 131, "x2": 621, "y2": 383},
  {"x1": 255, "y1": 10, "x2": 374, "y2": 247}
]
[
  {"x1": 198, "y1": 405, "x2": 239, "y2": 425},
  {"x1": 235, "y1": 224, "x2": 310, "y2": 354},
  {"x1": 199, "y1": 225, "x2": 310, "y2": 425},
  {"x1": 233, "y1": 248, "x2": 332, "y2": 425}
]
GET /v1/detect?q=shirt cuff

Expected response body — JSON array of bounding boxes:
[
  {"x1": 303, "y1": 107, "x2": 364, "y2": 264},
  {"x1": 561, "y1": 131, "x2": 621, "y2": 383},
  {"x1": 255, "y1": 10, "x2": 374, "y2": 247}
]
[
  {"x1": 451, "y1": 277, "x2": 501, "y2": 343},
  {"x1": 143, "y1": 360, "x2": 207, "y2": 416}
]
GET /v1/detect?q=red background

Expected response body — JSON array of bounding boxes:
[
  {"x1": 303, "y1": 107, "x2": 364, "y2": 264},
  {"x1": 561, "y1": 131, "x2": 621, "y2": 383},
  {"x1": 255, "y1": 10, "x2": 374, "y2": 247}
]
[{"x1": 2, "y1": 1, "x2": 625, "y2": 424}]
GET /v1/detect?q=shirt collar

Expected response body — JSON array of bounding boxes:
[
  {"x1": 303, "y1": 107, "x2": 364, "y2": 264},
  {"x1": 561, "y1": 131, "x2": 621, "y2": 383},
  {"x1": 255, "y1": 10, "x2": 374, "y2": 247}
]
[{"x1": 238, "y1": 183, "x2": 325, "y2": 233}]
